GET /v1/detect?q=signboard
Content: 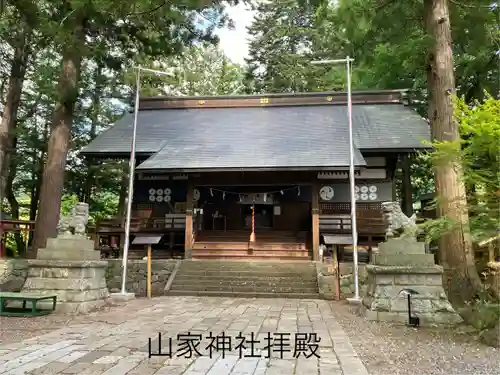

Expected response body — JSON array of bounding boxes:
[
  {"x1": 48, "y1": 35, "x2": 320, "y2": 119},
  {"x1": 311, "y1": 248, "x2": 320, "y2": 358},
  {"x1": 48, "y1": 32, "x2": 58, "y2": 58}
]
[
  {"x1": 132, "y1": 235, "x2": 163, "y2": 245},
  {"x1": 323, "y1": 235, "x2": 353, "y2": 245}
]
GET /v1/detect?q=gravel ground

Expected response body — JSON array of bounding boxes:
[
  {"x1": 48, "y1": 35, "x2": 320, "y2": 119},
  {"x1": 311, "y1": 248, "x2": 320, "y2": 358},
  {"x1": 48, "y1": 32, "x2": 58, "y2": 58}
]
[
  {"x1": 331, "y1": 301, "x2": 500, "y2": 375},
  {"x1": 0, "y1": 298, "x2": 158, "y2": 346},
  {"x1": 0, "y1": 313, "x2": 80, "y2": 344}
]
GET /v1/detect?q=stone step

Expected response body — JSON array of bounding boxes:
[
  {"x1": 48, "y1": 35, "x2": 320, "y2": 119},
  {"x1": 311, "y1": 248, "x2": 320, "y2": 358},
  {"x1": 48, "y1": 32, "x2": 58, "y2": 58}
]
[
  {"x1": 169, "y1": 260, "x2": 319, "y2": 298},
  {"x1": 177, "y1": 265, "x2": 316, "y2": 272},
  {"x1": 169, "y1": 283, "x2": 318, "y2": 292},
  {"x1": 173, "y1": 273, "x2": 318, "y2": 281},
  {"x1": 170, "y1": 279, "x2": 318, "y2": 289},
  {"x1": 174, "y1": 272, "x2": 317, "y2": 281},
  {"x1": 166, "y1": 290, "x2": 321, "y2": 299},
  {"x1": 182, "y1": 259, "x2": 316, "y2": 269},
  {"x1": 371, "y1": 253, "x2": 435, "y2": 266}
]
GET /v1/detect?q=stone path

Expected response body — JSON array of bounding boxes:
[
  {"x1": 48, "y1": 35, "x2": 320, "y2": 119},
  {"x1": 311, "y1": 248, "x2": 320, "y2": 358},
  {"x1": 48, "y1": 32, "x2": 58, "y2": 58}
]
[{"x1": 0, "y1": 297, "x2": 367, "y2": 375}]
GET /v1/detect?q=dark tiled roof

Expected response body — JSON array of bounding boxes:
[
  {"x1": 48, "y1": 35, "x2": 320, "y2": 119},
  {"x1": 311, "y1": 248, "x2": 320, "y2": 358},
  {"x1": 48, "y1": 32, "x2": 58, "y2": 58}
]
[
  {"x1": 81, "y1": 100, "x2": 430, "y2": 171},
  {"x1": 136, "y1": 106, "x2": 366, "y2": 171}
]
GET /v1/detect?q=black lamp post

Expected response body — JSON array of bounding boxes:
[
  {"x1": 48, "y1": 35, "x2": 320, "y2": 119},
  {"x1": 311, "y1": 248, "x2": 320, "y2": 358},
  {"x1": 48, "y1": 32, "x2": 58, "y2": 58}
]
[{"x1": 399, "y1": 288, "x2": 420, "y2": 327}]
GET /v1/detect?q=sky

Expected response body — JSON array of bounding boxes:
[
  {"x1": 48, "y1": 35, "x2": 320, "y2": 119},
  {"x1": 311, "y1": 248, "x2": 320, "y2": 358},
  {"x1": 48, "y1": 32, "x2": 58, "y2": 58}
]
[{"x1": 214, "y1": 4, "x2": 255, "y2": 64}]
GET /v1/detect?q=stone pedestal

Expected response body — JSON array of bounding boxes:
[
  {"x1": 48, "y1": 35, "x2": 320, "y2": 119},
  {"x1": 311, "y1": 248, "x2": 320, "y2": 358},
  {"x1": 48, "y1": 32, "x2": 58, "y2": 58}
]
[
  {"x1": 363, "y1": 237, "x2": 462, "y2": 326},
  {"x1": 0, "y1": 259, "x2": 28, "y2": 292},
  {"x1": 22, "y1": 235, "x2": 109, "y2": 314}
]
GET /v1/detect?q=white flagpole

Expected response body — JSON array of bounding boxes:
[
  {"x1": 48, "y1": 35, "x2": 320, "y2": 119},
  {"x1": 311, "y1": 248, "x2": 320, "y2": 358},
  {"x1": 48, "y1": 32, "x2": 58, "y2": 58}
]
[
  {"x1": 120, "y1": 65, "x2": 174, "y2": 295},
  {"x1": 311, "y1": 57, "x2": 361, "y2": 302},
  {"x1": 120, "y1": 66, "x2": 141, "y2": 295},
  {"x1": 345, "y1": 56, "x2": 360, "y2": 301}
]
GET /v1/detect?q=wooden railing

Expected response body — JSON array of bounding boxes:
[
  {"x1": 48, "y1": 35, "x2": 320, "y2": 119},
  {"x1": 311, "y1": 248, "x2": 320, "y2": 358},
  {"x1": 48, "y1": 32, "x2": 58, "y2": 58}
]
[
  {"x1": 0, "y1": 219, "x2": 36, "y2": 256},
  {"x1": 319, "y1": 214, "x2": 385, "y2": 235},
  {"x1": 97, "y1": 215, "x2": 188, "y2": 232}
]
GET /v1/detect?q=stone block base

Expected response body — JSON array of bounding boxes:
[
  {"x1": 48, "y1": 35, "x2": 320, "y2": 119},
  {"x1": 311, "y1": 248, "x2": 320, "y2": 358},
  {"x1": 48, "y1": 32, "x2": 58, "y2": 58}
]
[
  {"x1": 364, "y1": 310, "x2": 462, "y2": 326},
  {"x1": 363, "y1": 264, "x2": 462, "y2": 326},
  {"x1": 318, "y1": 274, "x2": 337, "y2": 300},
  {"x1": 22, "y1": 259, "x2": 109, "y2": 314},
  {"x1": 106, "y1": 259, "x2": 177, "y2": 297},
  {"x1": 316, "y1": 262, "x2": 339, "y2": 300},
  {"x1": 108, "y1": 292, "x2": 136, "y2": 306},
  {"x1": 33, "y1": 298, "x2": 107, "y2": 314},
  {"x1": 0, "y1": 259, "x2": 28, "y2": 292},
  {"x1": 338, "y1": 263, "x2": 368, "y2": 299}
]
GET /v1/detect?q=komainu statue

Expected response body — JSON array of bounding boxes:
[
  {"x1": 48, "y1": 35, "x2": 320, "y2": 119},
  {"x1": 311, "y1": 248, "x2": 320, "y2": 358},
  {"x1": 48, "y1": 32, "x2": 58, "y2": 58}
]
[
  {"x1": 57, "y1": 202, "x2": 89, "y2": 236},
  {"x1": 381, "y1": 201, "x2": 418, "y2": 239}
]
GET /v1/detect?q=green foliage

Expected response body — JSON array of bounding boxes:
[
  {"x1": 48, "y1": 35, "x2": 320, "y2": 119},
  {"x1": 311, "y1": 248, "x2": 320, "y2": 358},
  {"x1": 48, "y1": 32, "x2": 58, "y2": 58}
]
[
  {"x1": 0, "y1": 0, "x2": 244, "y2": 253},
  {"x1": 245, "y1": 0, "x2": 498, "y2": 202},
  {"x1": 60, "y1": 195, "x2": 79, "y2": 216},
  {"x1": 459, "y1": 299, "x2": 500, "y2": 331},
  {"x1": 422, "y1": 95, "x2": 500, "y2": 245},
  {"x1": 335, "y1": 0, "x2": 499, "y2": 109},
  {"x1": 59, "y1": 192, "x2": 119, "y2": 226},
  {"x1": 127, "y1": 43, "x2": 246, "y2": 97},
  {"x1": 245, "y1": 0, "x2": 350, "y2": 93}
]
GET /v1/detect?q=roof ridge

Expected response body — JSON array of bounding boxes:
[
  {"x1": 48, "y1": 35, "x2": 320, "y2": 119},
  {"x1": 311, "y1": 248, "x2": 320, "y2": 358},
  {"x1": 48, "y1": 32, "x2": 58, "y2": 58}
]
[{"x1": 137, "y1": 90, "x2": 410, "y2": 111}]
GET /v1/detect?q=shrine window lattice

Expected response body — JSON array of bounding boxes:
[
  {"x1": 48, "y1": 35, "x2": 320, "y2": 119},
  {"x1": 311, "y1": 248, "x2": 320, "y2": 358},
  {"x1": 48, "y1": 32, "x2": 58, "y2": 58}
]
[{"x1": 320, "y1": 202, "x2": 382, "y2": 215}]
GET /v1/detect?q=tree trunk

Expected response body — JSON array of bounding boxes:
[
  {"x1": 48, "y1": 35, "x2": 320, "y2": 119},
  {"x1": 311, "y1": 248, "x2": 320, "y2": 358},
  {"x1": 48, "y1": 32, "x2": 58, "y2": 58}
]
[
  {"x1": 401, "y1": 154, "x2": 413, "y2": 217},
  {"x1": 0, "y1": 28, "x2": 30, "y2": 211},
  {"x1": 424, "y1": 0, "x2": 482, "y2": 303},
  {"x1": 32, "y1": 18, "x2": 85, "y2": 252},
  {"x1": 6, "y1": 136, "x2": 24, "y2": 253},
  {"x1": 82, "y1": 63, "x2": 103, "y2": 203},
  {"x1": 28, "y1": 117, "x2": 49, "y2": 246}
]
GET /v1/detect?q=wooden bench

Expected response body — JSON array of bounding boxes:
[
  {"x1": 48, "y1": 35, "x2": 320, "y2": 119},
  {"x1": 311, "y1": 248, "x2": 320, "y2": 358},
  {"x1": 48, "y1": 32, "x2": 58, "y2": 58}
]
[{"x1": 0, "y1": 292, "x2": 57, "y2": 316}]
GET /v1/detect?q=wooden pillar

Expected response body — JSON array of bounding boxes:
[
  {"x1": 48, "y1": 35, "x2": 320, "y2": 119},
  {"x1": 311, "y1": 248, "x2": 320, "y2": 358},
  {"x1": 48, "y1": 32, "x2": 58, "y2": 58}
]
[
  {"x1": 312, "y1": 182, "x2": 320, "y2": 261},
  {"x1": 184, "y1": 182, "x2": 194, "y2": 259},
  {"x1": 401, "y1": 154, "x2": 413, "y2": 216},
  {"x1": 147, "y1": 244, "x2": 152, "y2": 298}
]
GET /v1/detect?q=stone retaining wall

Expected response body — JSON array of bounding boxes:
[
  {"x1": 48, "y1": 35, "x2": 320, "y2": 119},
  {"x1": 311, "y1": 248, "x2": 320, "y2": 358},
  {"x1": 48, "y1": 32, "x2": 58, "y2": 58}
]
[
  {"x1": 5, "y1": 257, "x2": 365, "y2": 299},
  {"x1": 316, "y1": 262, "x2": 368, "y2": 299},
  {"x1": 0, "y1": 259, "x2": 28, "y2": 292},
  {"x1": 339, "y1": 263, "x2": 368, "y2": 298},
  {"x1": 106, "y1": 259, "x2": 178, "y2": 297},
  {"x1": 1, "y1": 258, "x2": 178, "y2": 297}
]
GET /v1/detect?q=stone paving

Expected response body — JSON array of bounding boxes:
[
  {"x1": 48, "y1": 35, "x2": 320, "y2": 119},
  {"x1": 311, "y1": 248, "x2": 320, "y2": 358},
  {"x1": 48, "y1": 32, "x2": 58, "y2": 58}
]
[{"x1": 0, "y1": 297, "x2": 368, "y2": 375}]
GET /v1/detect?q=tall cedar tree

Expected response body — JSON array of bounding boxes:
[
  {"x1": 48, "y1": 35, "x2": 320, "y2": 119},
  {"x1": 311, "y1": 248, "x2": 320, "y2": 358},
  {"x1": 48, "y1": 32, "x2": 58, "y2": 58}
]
[
  {"x1": 245, "y1": 0, "x2": 316, "y2": 93},
  {"x1": 423, "y1": 0, "x2": 482, "y2": 301},
  {"x1": 0, "y1": 8, "x2": 32, "y2": 216},
  {"x1": 30, "y1": 0, "x2": 238, "y2": 251}
]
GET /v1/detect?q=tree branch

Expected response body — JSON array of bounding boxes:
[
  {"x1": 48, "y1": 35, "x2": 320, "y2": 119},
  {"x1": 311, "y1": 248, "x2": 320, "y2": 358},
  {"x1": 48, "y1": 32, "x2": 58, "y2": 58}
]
[
  {"x1": 449, "y1": 0, "x2": 492, "y2": 8},
  {"x1": 126, "y1": 1, "x2": 167, "y2": 16},
  {"x1": 375, "y1": 0, "x2": 398, "y2": 10}
]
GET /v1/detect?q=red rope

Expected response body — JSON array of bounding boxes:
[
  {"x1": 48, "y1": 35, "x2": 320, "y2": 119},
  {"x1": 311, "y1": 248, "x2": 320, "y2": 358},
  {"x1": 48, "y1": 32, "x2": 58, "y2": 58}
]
[
  {"x1": 249, "y1": 203, "x2": 256, "y2": 242},
  {"x1": 252, "y1": 204, "x2": 255, "y2": 234}
]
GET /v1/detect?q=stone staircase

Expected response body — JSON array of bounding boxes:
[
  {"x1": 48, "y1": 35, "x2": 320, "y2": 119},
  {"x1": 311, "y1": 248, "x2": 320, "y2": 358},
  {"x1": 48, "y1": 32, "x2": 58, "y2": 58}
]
[{"x1": 166, "y1": 260, "x2": 320, "y2": 299}]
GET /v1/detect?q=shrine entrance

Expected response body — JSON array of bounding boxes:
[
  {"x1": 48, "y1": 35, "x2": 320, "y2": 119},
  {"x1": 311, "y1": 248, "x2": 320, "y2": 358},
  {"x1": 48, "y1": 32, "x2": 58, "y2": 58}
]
[
  {"x1": 190, "y1": 184, "x2": 313, "y2": 260},
  {"x1": 242, "y1": 204, "x2": 273, "y2": 229}
]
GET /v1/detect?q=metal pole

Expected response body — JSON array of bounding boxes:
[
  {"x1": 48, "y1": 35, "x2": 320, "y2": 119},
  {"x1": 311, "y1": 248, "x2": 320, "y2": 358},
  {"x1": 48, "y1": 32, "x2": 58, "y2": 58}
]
[
  {"x1": 346, "y1": 56, "x2": 360, "y2": 300},
  {"x1": 120, "y1": 66, "x2": 141, "y2": 295},
  {"x1": 311, "y1": 57, "x2": 361, "y2": 301}
]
